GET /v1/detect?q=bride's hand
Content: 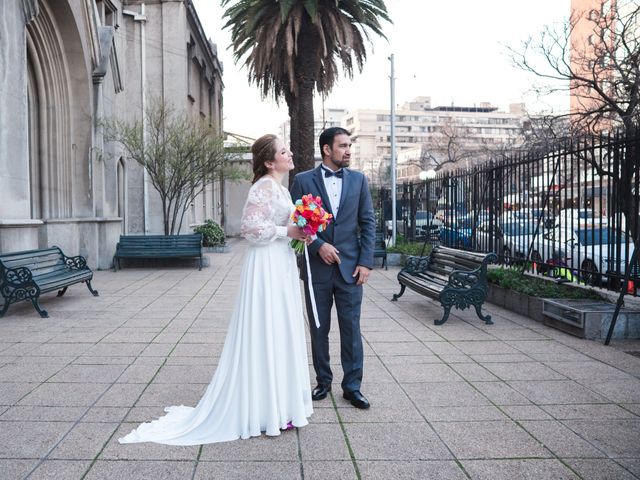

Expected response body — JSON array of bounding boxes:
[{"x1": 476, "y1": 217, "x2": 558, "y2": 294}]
[{"x1": 287, "y1": 224, "x2": 308, "y2": 241}]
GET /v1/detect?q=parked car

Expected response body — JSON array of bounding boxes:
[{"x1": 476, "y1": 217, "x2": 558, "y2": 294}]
[
  {"x1": 554, "y1": 208, "x2": 606, "y2": 229},
  {"x1": 475, "y1": 221, "x2": 546, "y2": 262},
  {"x1": 540, "y1": 226, "x2": 637, "y2": 286}
]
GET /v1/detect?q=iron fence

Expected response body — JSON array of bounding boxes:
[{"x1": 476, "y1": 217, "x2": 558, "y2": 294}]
[{"x1": 373, "y1": 131, "x2": 640, "y2": 296}]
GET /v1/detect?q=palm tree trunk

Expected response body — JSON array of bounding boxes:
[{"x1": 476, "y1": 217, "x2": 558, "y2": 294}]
[{"x1": 287, "y1": 21, "x2": 319, "y2": 183}]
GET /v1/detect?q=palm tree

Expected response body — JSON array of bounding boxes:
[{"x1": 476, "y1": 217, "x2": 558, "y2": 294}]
[{"x1": 222, "y1": 0, "x2": 391, "y2": 178}]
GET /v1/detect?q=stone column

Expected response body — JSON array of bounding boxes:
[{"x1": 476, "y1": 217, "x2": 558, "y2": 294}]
[
  {"x1": 0, "y1": 0, "x2": 42, "y2": 251},
  {"x1": 0, "y1": 0, "x2": 37, "y2": 220}
]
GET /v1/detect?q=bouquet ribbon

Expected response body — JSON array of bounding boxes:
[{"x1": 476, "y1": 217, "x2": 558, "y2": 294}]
[{"x1": 304, "y1": 244, "x2": 321, "y2": 329}]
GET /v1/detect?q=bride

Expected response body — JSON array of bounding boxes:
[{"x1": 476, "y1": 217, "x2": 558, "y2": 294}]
[{"x1": 119, "y1": 134, "x2": 313, "y2": 445}]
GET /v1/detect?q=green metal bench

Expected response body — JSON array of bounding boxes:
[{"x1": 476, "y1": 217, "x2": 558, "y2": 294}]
[
  {"x1": 391, "y1": 246, "x2": 497, "y2": 325},
  {"x1": 374, "y1": 232, "x2": 388, "y2": 270},
  {"x1": 113, "y1": 234, "x2": 203, "y2": 271},
  {"x1": 0, "y1": 247, "x2": 98, "y2": 318}
]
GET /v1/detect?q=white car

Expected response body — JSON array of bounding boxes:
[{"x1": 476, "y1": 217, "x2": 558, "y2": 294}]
[{"x1": 540, "y1": 226, "x2": 636, "y2": 286}]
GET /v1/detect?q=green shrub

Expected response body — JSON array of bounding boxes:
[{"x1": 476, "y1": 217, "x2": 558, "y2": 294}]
[
  {"x1": 387, "y1": 239, "x2": 432, "y2": 257},
  {"x1": 194, "y1": 219, "x2": 225, "y2": 247},
  {"x1": 487, "y1": 267, "x2": 604, "y2": 300}
]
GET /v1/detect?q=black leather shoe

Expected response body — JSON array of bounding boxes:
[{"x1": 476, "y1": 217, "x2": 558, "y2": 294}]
[
  {"x1": 343, "y1": 390, "x2": 370, "y2": 409},
  {"x1": 312, "y1": 384, "x2": 331, "y2": 401}
]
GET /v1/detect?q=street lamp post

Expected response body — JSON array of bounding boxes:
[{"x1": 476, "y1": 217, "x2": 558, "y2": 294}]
[{"x1": 389, "y1": 54, "x2": 397, "y2": 247}]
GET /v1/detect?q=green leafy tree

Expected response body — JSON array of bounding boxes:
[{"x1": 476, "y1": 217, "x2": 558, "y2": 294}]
[
  {"x1": 222, "y1": 0, "x2": 391, "y2": 179},
  {"x1": 104, "y1": 99, "x2": 229, "y2": 235}
]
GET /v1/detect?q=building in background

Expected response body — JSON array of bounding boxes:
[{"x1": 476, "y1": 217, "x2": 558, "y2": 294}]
[
  {"x1": 344, "y1": 96, "x2": 527, "y2": 184},
  {"x1": 280, "y1": 107, "x2": 347, "y2": 161},
  {"x1": 0, "y1": 0, "x2": 223, "y2": 268}
]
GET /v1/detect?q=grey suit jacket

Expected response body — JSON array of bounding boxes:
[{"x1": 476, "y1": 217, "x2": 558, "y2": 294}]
[{"x1": 290, "y1": 166, "x2": 376, "y2": 284}]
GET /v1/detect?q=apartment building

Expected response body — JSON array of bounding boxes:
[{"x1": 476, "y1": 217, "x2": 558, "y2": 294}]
[
  {"x1": 344, "y1": 96, "x2": 527, "y2": 184},
  {"x1": 280, "y1": 107, "x2": 348, "y2": 161}
]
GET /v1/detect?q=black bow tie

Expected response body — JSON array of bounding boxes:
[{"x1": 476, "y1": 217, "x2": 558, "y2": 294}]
[{"x1": 324, "y1": 169, "x2": 344, "y2": 178}]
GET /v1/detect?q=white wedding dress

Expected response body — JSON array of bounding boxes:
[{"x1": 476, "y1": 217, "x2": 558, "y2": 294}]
[{"x1": 119, "y1": 176, "x2": 313, "y2": 445}]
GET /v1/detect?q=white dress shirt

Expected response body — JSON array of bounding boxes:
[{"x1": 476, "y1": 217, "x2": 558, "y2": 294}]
[{"x1": 321, "y1": 166, "x2": 343, "y2": 218}]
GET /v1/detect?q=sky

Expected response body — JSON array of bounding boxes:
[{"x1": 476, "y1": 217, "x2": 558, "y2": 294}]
[{"x1": 192, "y1": 0, "x2": 570, "y2": 140}]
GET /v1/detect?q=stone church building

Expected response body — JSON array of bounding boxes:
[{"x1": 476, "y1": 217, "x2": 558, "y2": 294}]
[{"x1": 0, "y1": 0, "x2": 224, "y2": 268}]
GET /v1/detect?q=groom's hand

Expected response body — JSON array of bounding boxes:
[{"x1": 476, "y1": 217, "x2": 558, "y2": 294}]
[
  {"x1": 318, "y1": 243, "x2": 341, "y2": 265},
  {"x1": 353, "y1": 265, "x2": 371, "y2": 285}
]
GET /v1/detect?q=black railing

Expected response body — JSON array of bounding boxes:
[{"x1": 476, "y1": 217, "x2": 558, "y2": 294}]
[{"x1": 373, "y1": 131, "x2": 640, "y2": 296}]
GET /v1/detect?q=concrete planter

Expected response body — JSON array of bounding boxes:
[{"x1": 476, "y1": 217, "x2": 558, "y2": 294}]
[
  {"x1": 487, "y1": 283, "x2": 545, "y2": 323},
  {"x1": 386, "y1": 253, "x2": 403, "y2": 267},
  {"x1": 202, "y1": 245, "x2": 230, "y2": 253}
]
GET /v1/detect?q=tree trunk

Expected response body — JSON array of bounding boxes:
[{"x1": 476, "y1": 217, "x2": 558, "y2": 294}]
[{"x1": 287, "y1": 19, "x2": 319, "y2": 184}]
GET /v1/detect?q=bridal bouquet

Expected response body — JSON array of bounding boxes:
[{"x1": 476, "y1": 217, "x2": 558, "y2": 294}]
[{"x1": 290, "y1": 194, "x2": 333, "y2": 254}]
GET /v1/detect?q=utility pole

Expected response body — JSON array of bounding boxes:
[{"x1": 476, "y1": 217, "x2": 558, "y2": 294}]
[{"x1": 389, "y1": 54, "x2": 397, "y2": 246}]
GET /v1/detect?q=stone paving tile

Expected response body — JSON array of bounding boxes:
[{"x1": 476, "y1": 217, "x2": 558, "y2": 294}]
[
  {"x1": 368, "y1": 341, "x2": 432, "y2": 356},
  {"x1": 153, "y1": 365, "x2": 215, "y2": 384},
  {"x1": 0, "y1": 382, "x2": 38, "y2": 405},
  {"x1": 302, "y1": 460, "x2": 356, "y2": 480},
  {"x1": 100, "y1": 424, "x2": 199, "y2": 461},
  {"x1": 48, "y1": 364, "x2": 128, "y2": 383},
  {"x1": 616, "y1": 458, "x2": 640, "y2": 477},
  {"x1": 418, "y1": 405, "x2": 507, "y2": 422},
  {"x1": 18, "y1": 382, "x2": 109, "y2": 407},
  {"x1": 449, "y1": 363, "x2": 500, "y2": 381},
  {"x1": 508, "y1": 380, "x2": 610, "y2": 404},
  {"x1": 200, "y1": 429, "x2": 299, "y2": 461},
  {"x1": 500, "y1": 405, "x2": 554, "y2": 421},
  {"x1": 564, "y1": 458, "x2": 638, "y2": 480},
  {"x1": 345, "y1": 423, "x2": 452, "y2": 460},
  {"x1": 84, "y1": 460, "x2": 194, "y2": 480},
  {"x1": 386, "y1": 362, "x2": 463, "y2": 383},
  {"x1": 48, "y1": 422, "x2": 120, "y2": 460},
  {"x1": 83, "y1": 406, "x2": 130, "y2": 423},
  {"x1": 482, "y1": 362, "x2": 568, "y2": 381},
  {"x1": 0, "y1": 405, "x2": 85, "y2": 422},
  {"x1": 298, "y1": 423, "x2": 351, "y2": 460},
  {"x1": 0, "y1": 363, "x2": 63, "y2": 382},
  {"x1": 431, "y1": 420, "x2": 550, "y2": 459},
  {"x1": 470, "y1": 381, "x2": 533, "y2": 405},
  {"x1": 403, "y1": 381, "x2": 491, "y2": 407},
  {"x1": 95, "y1": 384, "x2": 148, "y2": 408},
  {"x1": 461, "y1": 459, "x2": 578, "y2": 479},
  {"x1": 451, "y1": 341, "x2": 523, "y2": 355},
  {"x1": 358, "y1": 460, "x2": 467, "y2": 479},
  {"x1": 0, "y1": 421, "x2": 74, "y2": 458},
  {"x1": 541, "y1": 403, "x2": 638, "y2": 420},
  {"x1": 469, "y1": 353, "x2": 534, "y2": 363},
  {"x1": 548, "y1": 361, "x2": 636, "y2": 380},
  {"x1": 519, "y1": 420, "x2": 605, "y2": 458},
  {"x1": 116, "y1": 364, "x2": 162, "y2": 384},
  {"x1": 194, "y1": 461, "x2": 301, "y2": 480},
  {"x1": 28, "y1": 459, "x2": 92, "y2": 479},
  {"x1": 72, "y1": 356, "x2": 137, "y2": 366},
  {"x1": 80, "y1": 343, "x2": 148, "y2": 357},
  {"x1": 582, "y1": 378, "x2": 640, "y2": 403},
  {"x1": 563, "y1": 419, "x2": 640, "y2": 458},
  {"x1": 135, "y1": 383, "x2": 206, "y2": 407},
  {"x1": 0, "y1": 459, "x2": 36, "y2": 479}
]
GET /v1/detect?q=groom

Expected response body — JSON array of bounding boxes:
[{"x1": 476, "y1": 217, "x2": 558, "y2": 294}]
[{"x1": 290, "y1": 127, "x2": 375, "y2": 409}]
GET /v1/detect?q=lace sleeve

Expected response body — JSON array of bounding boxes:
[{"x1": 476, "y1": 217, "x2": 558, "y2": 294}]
[{"x1": 241, "y1": 179, "x2": 289, "y2": 244}]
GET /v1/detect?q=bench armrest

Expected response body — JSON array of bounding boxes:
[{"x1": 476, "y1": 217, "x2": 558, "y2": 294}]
[
  {"x1": 62, "y1": 255, "x2": 88, "y2": 270},
  {"x1": 2, "y1": 266, "x2": 34, "y2": 286},
  {"x1": 447, "y1": 253, "x2": 497, "y2": 289},
  {"x1": 403, "y1": 255, "x2": 431, "y2": 274}
]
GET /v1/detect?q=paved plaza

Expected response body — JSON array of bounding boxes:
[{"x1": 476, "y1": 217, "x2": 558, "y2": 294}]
[{"x1": 1, "y1": 239, "x2": 639, "y2": 479}]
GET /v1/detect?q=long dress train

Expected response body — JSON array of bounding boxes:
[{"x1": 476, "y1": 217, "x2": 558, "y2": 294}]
[{"x1": 118, "y1": 176, "x2": 313, "y2": 445}]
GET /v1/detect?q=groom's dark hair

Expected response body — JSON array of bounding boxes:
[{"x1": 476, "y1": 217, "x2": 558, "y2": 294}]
[{"x1": 319, "y1": 127, "x2": 351, "y2": 158}]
